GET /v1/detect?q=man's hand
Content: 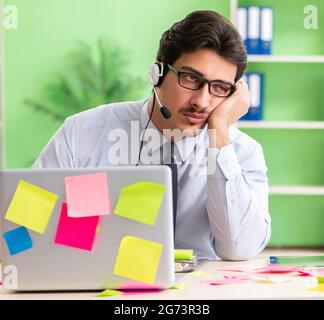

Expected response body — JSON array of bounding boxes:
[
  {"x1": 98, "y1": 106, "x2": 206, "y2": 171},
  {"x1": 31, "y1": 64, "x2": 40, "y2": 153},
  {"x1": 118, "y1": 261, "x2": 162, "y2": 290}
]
[{"x1": 207, "y1": 80, "x2": 250, "y2": 148}]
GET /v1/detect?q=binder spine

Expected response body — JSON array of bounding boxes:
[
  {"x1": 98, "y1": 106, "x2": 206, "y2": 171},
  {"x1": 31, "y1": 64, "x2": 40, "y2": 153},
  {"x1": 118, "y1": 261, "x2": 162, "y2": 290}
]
[
  {"x1": 239, "y1": 73, "x2": 250, "y2": 121},
  {"x1": 248, "y1": 73, "x2": 263, "y2": 120},
  {"x1": 247, "y1": 6, "x2": 261, "y2": 54},
  {"x1": 237, "y1": 6, "x2": 248, "y2": 52},
  {"x1": 260, "y1": 7, "x2": 273, "y2": 55}
]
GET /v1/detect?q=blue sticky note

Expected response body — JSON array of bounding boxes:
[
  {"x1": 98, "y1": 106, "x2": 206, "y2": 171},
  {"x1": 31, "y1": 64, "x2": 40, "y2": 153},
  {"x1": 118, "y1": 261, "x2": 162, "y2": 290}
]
[{"x1": 3, "y1": 227, "x2": 33, "y2": 256}]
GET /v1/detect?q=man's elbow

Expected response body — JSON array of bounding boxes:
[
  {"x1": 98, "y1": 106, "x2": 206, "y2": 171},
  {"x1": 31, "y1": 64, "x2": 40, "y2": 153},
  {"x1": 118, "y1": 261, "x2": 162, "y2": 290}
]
[{"x1": 215, "y1": 243, "x2": 264, "y2": 261}]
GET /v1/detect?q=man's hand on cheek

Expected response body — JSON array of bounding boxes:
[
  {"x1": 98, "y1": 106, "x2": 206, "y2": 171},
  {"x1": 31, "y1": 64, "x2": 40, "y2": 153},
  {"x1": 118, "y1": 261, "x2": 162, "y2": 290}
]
[{"x1": 207, "y1": 80, "x2": 250, "y2": 130}]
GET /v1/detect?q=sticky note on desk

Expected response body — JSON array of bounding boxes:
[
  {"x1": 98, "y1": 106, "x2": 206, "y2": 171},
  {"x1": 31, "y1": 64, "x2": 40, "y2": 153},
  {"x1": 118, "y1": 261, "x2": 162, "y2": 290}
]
[
  {"x1": 3, "y1": 226, "x2": 32, "y2": 256},
  {"x1": 54, "y1": 203, "x2": 99, "y2": 251},
  {"x1": 5, "y1": 180, "x2": 58, "y2": 234},
  {"x1": 113, "y1": 236, "x2": 163, "y2": 284},
  {"x1": 114, "y1": 182, "x2": 165, "y2": 225},
  {"x1": 255, "y1": 264, "x2": 301, "y2": 274},
  {"x1": 65, "y1": 172, "x2": 111, "y2": 217},
  {"x1": 174, "y1": 249, "x2": 193, "y2": 261},
  {"x1": 96, "y1": 289, "x2": 124, "y2": 297}
]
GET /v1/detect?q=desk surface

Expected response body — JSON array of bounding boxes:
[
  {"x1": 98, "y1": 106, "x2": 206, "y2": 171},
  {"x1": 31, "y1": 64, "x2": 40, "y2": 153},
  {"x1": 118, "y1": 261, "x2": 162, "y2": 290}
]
[{"x1": 1, "y1": 248, "x2": 324, "y2": 300}]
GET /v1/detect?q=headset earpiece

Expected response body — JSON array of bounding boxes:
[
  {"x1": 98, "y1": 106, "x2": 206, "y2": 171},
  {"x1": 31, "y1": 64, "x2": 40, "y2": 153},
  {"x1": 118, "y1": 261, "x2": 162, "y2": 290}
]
[{"x1": 148, "y1": 62, "x2": 164, "y2": 87}]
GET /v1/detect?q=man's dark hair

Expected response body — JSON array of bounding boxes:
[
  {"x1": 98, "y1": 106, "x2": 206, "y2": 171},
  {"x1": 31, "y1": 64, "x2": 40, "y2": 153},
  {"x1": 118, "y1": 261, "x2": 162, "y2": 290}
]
[{"x1": 157, "y1": 10, "x2": 247, "y2": 83}]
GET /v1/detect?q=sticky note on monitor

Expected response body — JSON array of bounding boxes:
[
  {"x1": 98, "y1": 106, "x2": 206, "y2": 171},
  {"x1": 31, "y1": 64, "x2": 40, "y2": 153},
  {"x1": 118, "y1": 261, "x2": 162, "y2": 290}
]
[
  {"x1": 113, "y1": 236, "x2": 163, "y2": 284},
  {"x1": 3, "y1": 226, "x2": 32, "y2": 256},
  {"x1": 54, "y1": 203, "x2": 99, "y2": 251},
  {"x1": 114, "y1": 182, "x2": 165, "y2": 225},
  {"x1": 5, "y1": 180, "x2": 58, "y2": 234},
  {"x1": 65, "y1": 172, "x2": 111, "y2": 217}
]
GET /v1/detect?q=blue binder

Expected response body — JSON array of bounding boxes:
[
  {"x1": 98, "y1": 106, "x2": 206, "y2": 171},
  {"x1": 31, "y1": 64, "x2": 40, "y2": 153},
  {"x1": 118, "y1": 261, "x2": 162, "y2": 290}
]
[
  {"x1": 248, "y1": 73, "x2": 264, "y2": 120},
  {"x1": 239, "y1": 73, "x2": 264, "y2": 121},
  {"x1": 260, "y1": 7, "x2": 273, "y2": 55},
  {"x1": 247, "y1": 6, "x2": 261, "y2": 54},
  {"x1": 239, "y1": 74, "x2": 250, "y2": 121}
]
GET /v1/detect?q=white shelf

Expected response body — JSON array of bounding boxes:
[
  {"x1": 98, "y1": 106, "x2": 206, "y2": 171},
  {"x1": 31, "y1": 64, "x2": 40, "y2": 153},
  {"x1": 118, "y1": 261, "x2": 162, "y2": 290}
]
[
  {"x1": 270, "y1": 185, "x2": 324, "y2": 196},
  {"x1": 236, "y1": 121, "x2": 324, "y2": 129},
  {"x1": 248, "y1": 55, "x2": 324, "y2": 63}
]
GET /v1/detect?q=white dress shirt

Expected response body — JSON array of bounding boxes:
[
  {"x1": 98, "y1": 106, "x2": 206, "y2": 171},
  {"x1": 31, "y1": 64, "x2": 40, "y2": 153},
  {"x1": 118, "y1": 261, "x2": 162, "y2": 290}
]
[{"x1": 33, "y1": 98, "x2": 271, "y2": 261}]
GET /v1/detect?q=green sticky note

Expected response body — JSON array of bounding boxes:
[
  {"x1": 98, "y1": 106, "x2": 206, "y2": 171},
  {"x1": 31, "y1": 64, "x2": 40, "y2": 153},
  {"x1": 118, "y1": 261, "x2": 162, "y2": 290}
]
[
  {"x1": 317, "y1": 276, "x2": 324, "y2": 284},
  {"x1": 114, "y1": 182, "x2": 165, "y2": 225},
  {"x1": 113, "y1": 236, "x2": 163, "y2": 284},
  {"x1": 5, "y1": 180, "x2": 58, "y2": 234},
  {"x1": 170, "y1": 283, "x2": 190, "y2": 290},
  {"x1": 96, "y1": 289, "x2": 123, "y2": 297},
  {"x1": 174, "y1": 249, "x2": 193, "y2": 261}
]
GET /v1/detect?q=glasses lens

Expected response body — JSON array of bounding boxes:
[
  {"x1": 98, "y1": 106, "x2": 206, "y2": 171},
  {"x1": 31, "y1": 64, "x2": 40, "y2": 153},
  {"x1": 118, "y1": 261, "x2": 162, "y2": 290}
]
[
  {"x1": 209, "y1": 82, "x2": 232, "y2": 97},
  {"x1": 179, "y1": 73, "x2": 202, "y2": 90}
]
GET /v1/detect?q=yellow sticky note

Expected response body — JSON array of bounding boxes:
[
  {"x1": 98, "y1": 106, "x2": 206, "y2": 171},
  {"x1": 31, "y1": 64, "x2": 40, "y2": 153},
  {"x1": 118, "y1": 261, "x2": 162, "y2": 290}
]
[
  {"x1": 113, "y1": 236, "x2": 163, "y2": 284},
  {"x1": 96, "y1": 289, "x2": 123, "y2": 297},
  {"x1": 114, "y1": 182, "x2": 165, "y2": 225},
  {"x1": 188, "y1": 271, "x2": 209, "y2": 277},
  {"x1": 309, "y1": 283, "x2": 324, "y2": 293},
  {"x1": 5, "y1": 180, "x2": 58, "y2": 234}
]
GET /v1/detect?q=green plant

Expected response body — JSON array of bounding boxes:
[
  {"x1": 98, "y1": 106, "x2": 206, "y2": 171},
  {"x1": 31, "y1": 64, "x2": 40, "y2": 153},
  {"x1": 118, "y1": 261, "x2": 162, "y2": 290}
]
[{"x1": 24, "y1": 38, "x2": 146, "y2": 121}]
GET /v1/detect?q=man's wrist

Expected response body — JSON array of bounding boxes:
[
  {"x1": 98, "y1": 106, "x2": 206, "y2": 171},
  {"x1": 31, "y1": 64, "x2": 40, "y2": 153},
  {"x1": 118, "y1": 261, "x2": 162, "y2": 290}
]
[{"x1": 208, "y1": 121, "x2": 230, "y2": 149}]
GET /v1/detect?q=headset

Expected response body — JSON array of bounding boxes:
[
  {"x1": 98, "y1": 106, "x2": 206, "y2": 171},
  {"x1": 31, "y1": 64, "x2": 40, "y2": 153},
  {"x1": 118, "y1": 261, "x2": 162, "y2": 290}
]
[
  {"x1": 148, "y1": 62, "x2": 172, "y2": 119},
  {"x1": 137, "y1": 62, "x2": 173, "y2": 165}
]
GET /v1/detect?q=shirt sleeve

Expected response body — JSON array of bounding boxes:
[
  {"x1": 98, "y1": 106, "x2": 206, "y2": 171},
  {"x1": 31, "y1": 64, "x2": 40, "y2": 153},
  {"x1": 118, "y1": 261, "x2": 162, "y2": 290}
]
[
  {"x1": 32, "y1": 116, "x2": 76, "y2": 169},
  {"x1": 207, "y1": 143, "x2": 271, "y2": 261}
]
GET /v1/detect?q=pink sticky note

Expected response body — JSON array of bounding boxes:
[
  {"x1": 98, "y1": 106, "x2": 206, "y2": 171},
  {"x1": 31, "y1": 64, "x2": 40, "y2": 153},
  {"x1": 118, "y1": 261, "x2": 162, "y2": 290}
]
[
  {"x1": 65, "y1": 172, "x2": 111, "y2": 217},
  {"x1": 297, "y1": 272, "x2": 312, "y2": 277},
  {"x1": 122, "y1": 289, "x2": 162, "y2": 295},
  {"x1": 117, "y1": 283, "x2": 161, "y2": 291},
  {"x1": 255, "y1": 264, "x2": 301, "y2": 274},
  {"x1": 54, "y1": 203, "x2": 99, "y2": 251}
]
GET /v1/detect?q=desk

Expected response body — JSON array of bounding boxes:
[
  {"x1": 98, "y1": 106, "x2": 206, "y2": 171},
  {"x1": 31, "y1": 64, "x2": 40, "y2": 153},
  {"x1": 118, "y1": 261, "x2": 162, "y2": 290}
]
[{"x1": 1, "y1": 248, "x2": 324, "y2": 300}]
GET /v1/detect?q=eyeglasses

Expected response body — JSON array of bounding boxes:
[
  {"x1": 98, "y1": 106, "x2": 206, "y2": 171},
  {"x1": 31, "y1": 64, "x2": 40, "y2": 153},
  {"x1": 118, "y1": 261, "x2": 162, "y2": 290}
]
[{"x1": 167, "y1": 64, "x2": 236, "y2": 98}]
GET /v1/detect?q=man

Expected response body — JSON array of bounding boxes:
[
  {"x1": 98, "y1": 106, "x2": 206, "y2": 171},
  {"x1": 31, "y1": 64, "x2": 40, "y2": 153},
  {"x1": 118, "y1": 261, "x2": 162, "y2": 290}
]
[{"x1": 33, "y1": 11, "x2": 271, "y2": 261}]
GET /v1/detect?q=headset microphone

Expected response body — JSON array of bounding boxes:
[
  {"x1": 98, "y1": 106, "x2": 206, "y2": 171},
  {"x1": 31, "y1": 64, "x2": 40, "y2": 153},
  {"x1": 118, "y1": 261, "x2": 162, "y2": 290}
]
[
  {"x1": 153, "y1": 87, "x2": 172, "y2": 119},
  {"x1": 148, "y1": 62, "x2": 172, "y2": 119}
]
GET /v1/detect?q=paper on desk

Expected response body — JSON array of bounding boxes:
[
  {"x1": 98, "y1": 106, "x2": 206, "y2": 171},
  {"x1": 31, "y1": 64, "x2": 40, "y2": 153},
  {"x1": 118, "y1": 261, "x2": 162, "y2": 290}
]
[
  {"x1": 254, "y1": 264, "x2": 301, "y2": 274},
  {"x1": 249, "y1": 275, "x2": 291, "y2": 284},
  {"x1": 114, "y1": 182, "x2": 165, "y2": 225},
  {"x1": 3, "y1": 226, "x2": 32, "y2": 256},
  {"x1": 308, "y1": 283, "x2": 324, "y2": 293},
  {"x1": 188, "y1": 271, "x2": 210, "y2": 277},
  {"x1": 65, "y1": 172, "x2": 111, "y2": 217},
  {"x1": 201, "y1": 276, "x2": 249, "y2": 286},
  {"x1": 54, "y1": 203, "x2": 99, "y2": 251},
  {"x1": 5, "y1": 180, "x2": 58, "y2": 234},
  {"x1": 113, "y1": 236, "x2": 163, "y2": 284},
  {"x1": 170, "y1": 283, "x2": 191, "y2": 289}
]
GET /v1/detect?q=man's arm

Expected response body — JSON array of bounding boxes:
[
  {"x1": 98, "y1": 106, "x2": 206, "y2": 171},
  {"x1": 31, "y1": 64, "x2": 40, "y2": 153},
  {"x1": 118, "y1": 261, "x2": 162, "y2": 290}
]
[
  {"x1": 205, "y1": 80, "x2": 271, "y2": 260},
  {"x1": 206, "y1": 142, "x2": 271, "y2": 261}
]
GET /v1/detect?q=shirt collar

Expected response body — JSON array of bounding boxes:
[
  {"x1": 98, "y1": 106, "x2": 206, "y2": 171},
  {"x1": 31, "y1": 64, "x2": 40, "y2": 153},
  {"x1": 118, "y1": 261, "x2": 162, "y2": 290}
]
[{"x1": 140, "y1": 98, "x2": 207, "y2": 163}]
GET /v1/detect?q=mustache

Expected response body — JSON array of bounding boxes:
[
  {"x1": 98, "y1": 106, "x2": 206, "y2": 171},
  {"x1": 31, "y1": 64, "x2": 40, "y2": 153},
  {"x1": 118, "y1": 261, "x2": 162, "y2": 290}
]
[{"x1": 179, "y1": 106, "x2": 212, "y2": 115}]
